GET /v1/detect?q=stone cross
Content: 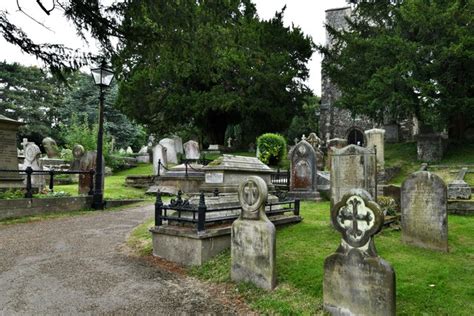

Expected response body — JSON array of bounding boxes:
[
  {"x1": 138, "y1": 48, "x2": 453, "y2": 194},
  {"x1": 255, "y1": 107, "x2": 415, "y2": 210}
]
[{"x1": 238, "y1": 176, "x2": 267, "y2": 220}]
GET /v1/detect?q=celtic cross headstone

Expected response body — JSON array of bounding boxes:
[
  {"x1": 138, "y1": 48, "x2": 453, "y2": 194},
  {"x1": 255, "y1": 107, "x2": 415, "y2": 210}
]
[
  {"x1": 324, "y1": 189, "x2": 396, "y2": 316},
  {"x1": 231, "y1": 176, "x2": 276, "y2": 290}
]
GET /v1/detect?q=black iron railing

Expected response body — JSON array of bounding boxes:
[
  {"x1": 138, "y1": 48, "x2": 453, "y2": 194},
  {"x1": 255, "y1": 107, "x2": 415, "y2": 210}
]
[
  {"x1": 271, "y1": 168, "x2": 290, "y2": 190},
  {"x1": 156, "y1": 156, "x2": 213, "y2": 177},
  {"x1": 154, "y1": 191, "x2": 300, "y2": 232},
  {"x1": 0, "y1": 167, "x2": 94, "y2": 198}
]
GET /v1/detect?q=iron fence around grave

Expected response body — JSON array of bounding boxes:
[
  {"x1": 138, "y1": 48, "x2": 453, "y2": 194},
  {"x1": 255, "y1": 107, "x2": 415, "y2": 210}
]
[
  {"x1": 0, "y1": 167, "x2": 94, "y2": 198},
  {"x1": 271, "y1": 168, "x2": 290, "y2": 191},
  {"x1": 155, "y1": 156, "x2": 214, "y2": 177},
  {"x1": 154, "y1": 191, "x2": 300, "y2": 232}
]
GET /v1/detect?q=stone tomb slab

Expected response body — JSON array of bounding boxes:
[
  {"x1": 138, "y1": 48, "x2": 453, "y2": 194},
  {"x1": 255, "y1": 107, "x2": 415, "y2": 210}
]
[{"x1": 401, "y1": 171, "x2": 448, "y2": 252}]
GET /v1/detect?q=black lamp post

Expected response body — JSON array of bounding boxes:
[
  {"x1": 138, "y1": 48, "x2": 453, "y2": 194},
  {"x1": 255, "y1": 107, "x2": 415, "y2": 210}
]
[{"x1": 91, "y1": 61, "x2": 114, "y2": 210}]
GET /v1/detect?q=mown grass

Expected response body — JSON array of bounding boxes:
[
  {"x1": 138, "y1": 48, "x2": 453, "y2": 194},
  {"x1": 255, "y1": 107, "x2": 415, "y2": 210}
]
[
  {"x1": 55, "y1": 163, "x2": 154, "y2": 200},
  {"x1": 130, "y1": 201, "x2": 474, "y2": 315}
]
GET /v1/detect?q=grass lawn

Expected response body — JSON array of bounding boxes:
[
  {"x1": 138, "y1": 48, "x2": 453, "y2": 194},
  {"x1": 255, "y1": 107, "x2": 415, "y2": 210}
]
[
  {"x1": 130, "y1": 201, "x2": 474, "y2": 315},
  {"x1": 55, "y1": 163, "x2": 154, "y2": 200}
]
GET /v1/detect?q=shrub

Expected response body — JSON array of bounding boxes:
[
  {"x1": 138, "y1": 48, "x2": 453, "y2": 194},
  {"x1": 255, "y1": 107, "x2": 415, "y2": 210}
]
[
  {"x1": 0, "y1": 189, "x2": 24, "y2": 200},
  {"x1": 378, "y1": 196, "x2": 398, "y2": 216},
  {"x1": 257, "y1": 133, "x2": 287, "y2": 166}
]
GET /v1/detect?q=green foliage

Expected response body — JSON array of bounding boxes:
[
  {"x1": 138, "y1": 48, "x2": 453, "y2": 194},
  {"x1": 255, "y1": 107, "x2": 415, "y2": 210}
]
[
  {"x1": 286, "y1": 95, "x2": 320, "y2": 143},
  {"x1": 319, "y1": 0, "x2": 474, "y2": 134},
  {"x1": 0, "y1": 189, "x2": 24, "y2": 200},
  {"x1": 115, "y1": 1, "x2": 313, "y2": 143},
  {"x1": 257, "y1": 133, "x2": 287, "y2": 166},
  {"x1": 377, "y1": 196, "x2": 398, "y2": 216}
]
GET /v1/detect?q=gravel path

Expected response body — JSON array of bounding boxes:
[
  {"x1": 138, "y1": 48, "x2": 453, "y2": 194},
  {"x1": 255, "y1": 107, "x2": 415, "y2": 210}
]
[{"x1": 0, "y1": 205, "x2": 241, "y2": 315}]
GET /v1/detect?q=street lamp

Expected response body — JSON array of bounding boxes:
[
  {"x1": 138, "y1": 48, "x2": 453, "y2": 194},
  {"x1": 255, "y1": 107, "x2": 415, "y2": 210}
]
[{"x1": 91, "y1": 61, "x2": 114, "y2": 210}]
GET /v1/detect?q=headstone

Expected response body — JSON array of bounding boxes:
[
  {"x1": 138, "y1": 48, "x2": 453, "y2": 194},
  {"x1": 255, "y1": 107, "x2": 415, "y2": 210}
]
[
  {"x1": 231, "y1": 176, "x2": 276, "y2": 290},
  {"x1": 159, "y1": 138, "x2": 178, "y2": 164},
  {"x1": 42, "y1": 137, "x2": 60, "y2": 158},
  {"x1": 365, "y1": 128, "x2": 385, "y2": 169},
  {"x1": 383, "y1": 123, "x2": 399, "y2": 143},
  {"x1": 288, "y1": 139, "x2": 320, "y2": 200},
  {"x1": 326, "y1": 138, "x2": 348, "y2": 170},
  {"x1": 78, "y1": 151, "x2": 104, "y2": 195},
  {"x1": 401, "y1": 171, "x2": 448, "y2": 252},
  {"x1": 153, "y1": 144, "x2": 168, "y2": 175},
  {"x1": 70, "y1": 144, "x2": 85, "y2": 171},
  {"x1": 171, "y1": 135, "x2": 183, "y2": 154},
  {"x1": 126, "y1": 146, "x2": 133, "y2": 154},
  {"x1": 324, "y1": 189, "x2": 395, "y2": 316},
  {"x1": 23, "y1": 142, "x2": 44, "y2": 188},
  {"x1": 306, "y1": 132, "x2": 325, "y2": 170},
  {"x1": 183, "y1": 140, "x2": 200, "y2": 160},
  {"x1": 0, "y1": 115, "x2": 24, "y2": 189},
  {"x1": 330, "y1": 145, "x2": 377, "y2": 207},
  {"x1": 227, "y1": 137, "x2": 232, "y2": 148},
  {"x1": 447, "y1": 168, "x2": 471, "y2": 200},
  {"x1": 416, "y1": 133, "x2": 448, "y2": 162}
]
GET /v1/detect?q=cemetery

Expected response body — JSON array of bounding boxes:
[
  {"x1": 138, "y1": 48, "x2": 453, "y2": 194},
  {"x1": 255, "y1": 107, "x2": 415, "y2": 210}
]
[{"x1": 0, "y1": 0, "x2": 473, "y2": 315}]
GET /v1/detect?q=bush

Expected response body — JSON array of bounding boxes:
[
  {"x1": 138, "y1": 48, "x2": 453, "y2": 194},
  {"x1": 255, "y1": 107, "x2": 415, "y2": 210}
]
[
  {"x1": 0, "y1": 189, "x2": 24, "y2": 200},
  {"x1": 257, "y1": 133, "x2": 287, "y2": 166},
  {"x1": 378, "y1": 196, "x2": 398, "y2": 216}
]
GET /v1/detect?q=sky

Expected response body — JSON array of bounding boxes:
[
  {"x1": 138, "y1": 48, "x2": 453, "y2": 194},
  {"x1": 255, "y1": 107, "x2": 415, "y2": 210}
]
[{"x1": 0, "y1": 0, "x2": 349, "y2": 95}]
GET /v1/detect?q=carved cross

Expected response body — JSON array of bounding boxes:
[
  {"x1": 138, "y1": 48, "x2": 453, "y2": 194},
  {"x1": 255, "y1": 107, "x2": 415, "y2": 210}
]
[
  {"x1": 338, "y1": 198, "x2": 373, "y2": 239},
  {"x1": 243, "y1": 181, "x2": 258, "y2": 205}
]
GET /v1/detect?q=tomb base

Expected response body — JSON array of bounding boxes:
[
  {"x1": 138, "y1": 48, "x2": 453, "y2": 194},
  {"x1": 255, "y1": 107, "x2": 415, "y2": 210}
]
[{"x1": 288, "y1": 190, "x2": 321, "y2": 201}]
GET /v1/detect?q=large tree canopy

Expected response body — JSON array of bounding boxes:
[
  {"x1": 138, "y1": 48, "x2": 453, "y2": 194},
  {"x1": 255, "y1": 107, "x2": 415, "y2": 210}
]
[
  {"x1": 114, "y1": 1, "x2": 313, "y2": 143},
  {"x1": 319, "y1": 0, "x2": 474, "y2": 136}
]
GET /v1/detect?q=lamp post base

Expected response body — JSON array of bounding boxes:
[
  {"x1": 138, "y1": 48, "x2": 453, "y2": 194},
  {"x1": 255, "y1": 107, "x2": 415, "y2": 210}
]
[{"x1": 92, "y1": 193, "x2": 105, "y2": 210}]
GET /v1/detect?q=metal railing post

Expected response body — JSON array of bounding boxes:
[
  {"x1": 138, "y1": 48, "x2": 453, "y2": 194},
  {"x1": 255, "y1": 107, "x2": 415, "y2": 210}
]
[
  {"x1": 294, "y1": 199, "x2": 300, "y2": 216},
  {"x1": 25, "y1": 167, "x2": 33, "y2": 198},
  {"x1": 88, "y1": 169, "x2": 95, "y2": 196},
  {"x1": 49, "y1": 170, "x2": 54, "y2": 192},
  {"x1": 185, "y1": 161, "x2": 188, "y2": 177},
  {"x1": 197, "y1": 192, "x2": 206, "y2": 232},
  {"x1": 155, "y1": 190, "x2": 163, "y2": 226},
  {"x1": 157, "y1": 159, "x2": 161, "y2": 177}
]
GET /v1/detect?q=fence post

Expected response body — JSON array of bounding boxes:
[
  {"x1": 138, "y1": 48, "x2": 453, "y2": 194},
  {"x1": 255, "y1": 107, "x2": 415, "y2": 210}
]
[
  {"x1": 24, "y1": 167, "x2": 33, "y2": 198},
  {"x1": 88, "y1": 169, "x2": 95, "y2": 196},
  {"x1": 197, "y1": 192, "x2": 206, "y2": 232},
  {"x1": 155, "y1": 190, "x2": 163, "y2": 227},
  {"x1": 49, "y1": 170, "x2": 54, "y2": 192},
  {"x1": 157, "y1": 159, "x2": 161, "y2": 177},
  {"x1": 294, "y1": 199, "x2": 300, "y2": 216},
  {"x1": 185, "y1": 161, "x2": 188, "y2": 177}
]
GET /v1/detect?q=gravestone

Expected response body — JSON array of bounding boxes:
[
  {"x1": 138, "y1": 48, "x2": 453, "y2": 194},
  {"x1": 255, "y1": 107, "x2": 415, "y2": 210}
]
[
  {"x1": 153, "y1": 144, "x2": 168, "y2": 175},
  {"x1": 288, "y1": 139, "x2": 320, "y2": 200},
  {"x1": 159, "y1": 138, "x2": 178, "y2": 164},
  {"x1": 171, "y1": 135, "x2": 183, "y2": 154},
  {"x1": 0, "y1": 115, "x2": 24, "y2": 189},
  {"x1": 447, "y1": 168, "x2": 471, "y2": 200},
  {"x1": 365, "y1": 128, "x2": 385, "y2": 169},
  {"x1": 324, "y1": 189, "x2": 395, "y2": 316},
  {"x1": 70, "y1": 144, "x2": 85, "y2": 171},
  {"x1": 231, "y1": 176, "x2": 276, "y2": 290},
  {"x1": 330, "y1": 145, "x2": 377, "y2": 207},
  {"x1": 306, "y1": 132, "x2": 325, "y2": 170},
  {"x1": 183, "y1": 140, "x2": 200, "y2": 160},
  {"x1": 326, "y1": 138, "x2": 348, "y2": 170},
  {"x1": 401, "y1": 171, "x2": 448, "y2": 252},
  {"x1": 42, "y1": 137, "x2": 60, "y2": 158},
  {"x1": 126, "y1": 146, "x2": 133, "y2": 154},
  {"x1": 78, "y1": 150, "x2": 104, "y2": 195},
  {"x1": 23, "y1": 142, "x2": 45, "y2": 188},
  {"x1": 416, "y1": 133, "x2": 448, "y2": 162},
  {"x1": 136, "y1": 145, "x2": 150, "y2": 163}
]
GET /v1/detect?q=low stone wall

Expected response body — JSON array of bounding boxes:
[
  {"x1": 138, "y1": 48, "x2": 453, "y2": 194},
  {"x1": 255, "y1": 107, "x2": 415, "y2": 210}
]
[
  {"x1": 448, "y1": 200, "x2": 474, "y2": 215},
  {"x1": 0, "y1": 196, "x2": 93, "y2": 221}
]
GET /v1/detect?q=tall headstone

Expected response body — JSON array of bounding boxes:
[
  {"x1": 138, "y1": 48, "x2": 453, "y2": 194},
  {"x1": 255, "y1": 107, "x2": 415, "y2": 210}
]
[
  {"x1": 159, "y1": 138, "x2": 178, "y2": 164},
  {"x1": 171, "y1": 135, "x2": 183, "y2": 154},
  {"x1": 0, "y1": 115, "x2": 24, "y2": 189},
  {"x1": 183, "y1": 140, "x2": 200, "y2": 160},
  {"x1": 288, "y1": 139, "x2": 320, "y2": 200},
  {"x1": 231, "y1": 176, "x2": 276, "y2": 290},
  {"x1": 42, "y1": 137, "x2": 60, "y2": 158},
  {"x1": 23, "y1": 142, "x2": 45, "y2": 188},
  {"x1": 365, "y1": 128, "x2": 385, "y2": 169},
  {"x1": 153, "y1": 144, "x2": 168, "y2": 175},
  {"x1": 447, "y1": 168, "x2": 471, "y2": 200},
  {"x1": 306, "y1": 132, "x2": 325, "y2": 170},
  {"x1": 330, "y1": 145, "x2": 377, "y2": 207},
  {"x1": 401, "y1": 171, "x2": 448, "y2": 252},
  {"x1": 78, "y1": 151, "x2": 104, "y2": 195},
  {"x1": 324, "y1": 189, "x2": 395, "y2": 316}
]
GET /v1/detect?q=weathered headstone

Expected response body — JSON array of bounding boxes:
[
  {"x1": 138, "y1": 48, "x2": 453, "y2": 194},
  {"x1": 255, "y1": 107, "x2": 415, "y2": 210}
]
[
  {"x1": 42, "y1": 137, "x2": 60, "y2": 158},
  {"x1": 78, "y1": 150, "x2": 104, "y2": 195},
  {"x1": 0, "y1": 115, "x2": 24, "y2": 189},
  {"x1": 306, "y1": 132, "x2": 325, "y2": 170},
  {"x1": 326, "y1": 138, "x2": 348, "y2": 170},
  {"x1": 183, "y1": 140, "x2": 200, "y2": 160},
  {"x1": 288, "y1": 139, "x2": 320, "y2": 200},
  {"x1": 126, "y1": 146, "x2": 133, "y2": 154},
  {"x1": 416, "y1": 133, "x2": 448, "y2": 162},
  {"x1": 23, "y1": 142, "x2": 45, "y2": 188},
  {"x1": 401, "y1": 171, "x2": 448, "y2": 252},
  {"x1": 171, "y1": 135, "x2": 183, "y2": 154},
  {"x1": 324, "y1": 189, "x2": 395, "y2": 316},
  {"x1": 70, "y1": 144, "x2": 85, "y2": 171},
  {"x1": 365, "y1": 128, "x2": 385, "y2": 169},
  {"x1": 330, "y1": 144, "x2": 377, "y2": 207},
  {"x1": 231, "y1": 176, "x2": 276, "y2": 290},
  {"x1": 153, "y1": 144, "x2": 168, "y2": 175},
  {"x1": 447, "y1": 168, "x2": 471, "y2": 200},
  {"x1": 159, "y1": 138, "x2": 178, "y2": 164}
]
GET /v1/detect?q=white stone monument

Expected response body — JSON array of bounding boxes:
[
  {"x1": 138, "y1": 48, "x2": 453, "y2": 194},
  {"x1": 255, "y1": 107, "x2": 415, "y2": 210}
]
[
  {"x1": 365, "y1": 128, "x2": 385, "y2": 168},
  {"x1": 183, "y1": 140, "x2": 200, "y2": 160},
  {"x1": 159, "y1": 138, "x2": 178, "y2": 164},
  {"x1": 153, "y1": 144, "x2": 168, "y2": 175},
  {"x1": 23, "y1": 142, "x2": 44, "y2": 188},
  {"x1": 171, "y1": 135, "x2": 183, "y2": 154}
]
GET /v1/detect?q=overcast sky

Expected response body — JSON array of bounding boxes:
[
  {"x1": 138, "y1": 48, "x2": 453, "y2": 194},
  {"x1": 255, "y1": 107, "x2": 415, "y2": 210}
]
[{"x1": 0, "y1": 0, "x2": 349, "y2": 95}]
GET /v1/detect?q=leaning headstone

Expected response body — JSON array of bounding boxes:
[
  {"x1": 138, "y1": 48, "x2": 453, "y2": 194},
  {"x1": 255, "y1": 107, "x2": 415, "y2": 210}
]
[
  {"x1": 171, "y1": 135, "x2": 183, "y2": 154},
  {"x1": 401, "y1": 171, "x2": 448, "y2": 252},
  {"x1": 231, "y1": 176, "x2": 276, "y2": 290},
  {"x1": 183, "y1": 140, "x2": 200, "y2": 160},
  {"x1": 330, "y1": 144, "x2": 377, "y2": 207},
  {"x1": 159, "y1": 138, "x2": 178, "y2": 164},
  {"x1": 288, "y1": 139, "x2": 320, "y2": 200},
  {"x1": 447, "y1": 168, "x2": 471, "y2": 200},
  {"x1": 324, "y1": 189, "x2": 395, "y2": 316},
  {"x1": 42, "y1": 137, "x2": 60, "y2": 158},
  {"x1": 23, "y1": 142, "x2": 45, "y2": 188},
  {"x1": 153, "y1": 144, "x2": 168, "y2": 175},
  {"x1": 365, "y1": 128, "x2": 385, "y2": 169}
]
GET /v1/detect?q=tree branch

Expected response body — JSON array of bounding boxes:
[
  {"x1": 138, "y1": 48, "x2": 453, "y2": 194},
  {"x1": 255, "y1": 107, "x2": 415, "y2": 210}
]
[
  {"x1": 36, "y1": 0, "x2": 55, "y2": 16},
  {"x1": 16, "y1": 0, "x2": 54, "y2": 32}
]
